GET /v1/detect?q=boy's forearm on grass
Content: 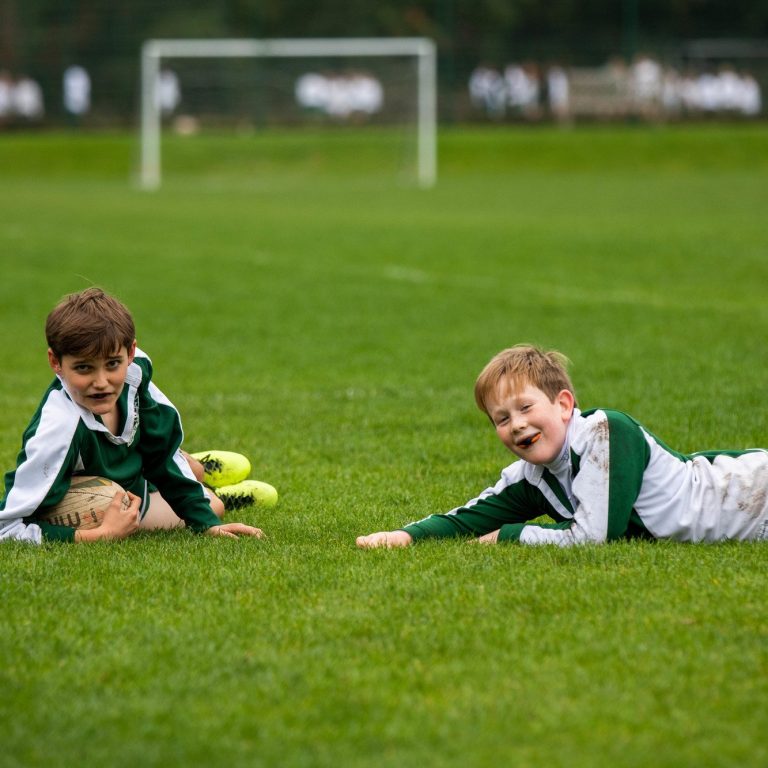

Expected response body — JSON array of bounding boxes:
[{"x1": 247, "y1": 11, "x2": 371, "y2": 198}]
[
  {"x1": 399, "y1": 525, "x2": 422, "y2": 541},
  {"x1": 497, "y1": 520, "x2": 578, "y2": 543},
  {"x1": 497, "y1": 523, "x2": 525, "y2": 542},
  {"x1": 74, "y1": 528, "x2": 99, "y2": 543},
  {"x1": 402, "y1": 514, "x2": 485, "y2": 541}
]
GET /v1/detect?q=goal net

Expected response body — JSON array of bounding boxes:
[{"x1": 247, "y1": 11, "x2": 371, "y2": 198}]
[{"x1": 139, "y1": 38, "x2": 437, "y2": 189}]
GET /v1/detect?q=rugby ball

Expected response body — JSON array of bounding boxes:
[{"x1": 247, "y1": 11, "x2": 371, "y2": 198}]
[{"x1": 39, "y1": 476, "x2": 129, "y2": 529}]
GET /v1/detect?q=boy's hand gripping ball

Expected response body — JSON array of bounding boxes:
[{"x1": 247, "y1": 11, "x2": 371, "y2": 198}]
[{"x1": 39, "y1": 475, "x2": 130, "y2": 529}]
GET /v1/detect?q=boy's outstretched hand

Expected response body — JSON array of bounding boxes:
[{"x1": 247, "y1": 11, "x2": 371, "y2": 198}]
[
  {"x1": 205, "y1": 523, "x2": 264, "y2": 539},
  {"x1": 474, "y1": 529, "x2": 500, "y2": 544},
  {"x1": 356, "y1": 530, "x2": 413, "y2": 549}
]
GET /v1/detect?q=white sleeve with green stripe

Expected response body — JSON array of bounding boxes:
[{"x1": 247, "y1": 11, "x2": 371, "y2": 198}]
[{"x1": 501, "y1": 409, "x2": 650, "y2": 545}]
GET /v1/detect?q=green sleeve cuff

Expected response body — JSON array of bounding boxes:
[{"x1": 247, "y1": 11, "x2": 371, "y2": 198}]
[
  {"x1": 180, "y1": 504, "x2": 223, "y2": 533},
  {"x1": 186, "y1": 518, "x2": 219, "y2": 533},
  {"x1": 35, "y1": 521, "x2": 76, "y2": 542},
  {"x1": 399, "y1": 525, "x2": 423, "y2": 541},
  {"x1": 498, "y1": 523, "x2": 526, "y2": 542}
]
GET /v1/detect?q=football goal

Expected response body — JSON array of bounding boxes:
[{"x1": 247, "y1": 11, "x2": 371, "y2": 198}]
[{"x1": 139, "y1": 37, "x2": 437, "y2": 189}]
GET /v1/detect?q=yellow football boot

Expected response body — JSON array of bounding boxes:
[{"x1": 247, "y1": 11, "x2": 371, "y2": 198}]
[
  {"x1": 190, "y1": 450, "x2": 251, "y2": 489},
  {"x1": 215, "y1": 480, "x2": 278, "y2": 511}
]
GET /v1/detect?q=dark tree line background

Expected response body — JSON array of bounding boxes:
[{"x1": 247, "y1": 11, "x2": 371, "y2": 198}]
[{"x1": 1, "y1": 0, "x2": 767, "y2": 121}]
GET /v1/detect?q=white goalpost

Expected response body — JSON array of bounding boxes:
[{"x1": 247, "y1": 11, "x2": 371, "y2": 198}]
[{"x1": 139, "y1": 37, "x2": 437, "y2": 189}]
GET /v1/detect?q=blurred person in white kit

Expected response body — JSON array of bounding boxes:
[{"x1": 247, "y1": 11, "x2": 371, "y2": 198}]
[{"x1": 63, "y1": 65, "x2": 91, "y2": 123}]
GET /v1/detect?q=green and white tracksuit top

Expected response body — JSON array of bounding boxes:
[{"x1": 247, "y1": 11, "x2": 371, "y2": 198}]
[
  {"x1": 0, "y1": 348, "x2": 221, "y2": 544},
  {"x1": 402, "y1": 408, "x2": 768, "y2": 545}
]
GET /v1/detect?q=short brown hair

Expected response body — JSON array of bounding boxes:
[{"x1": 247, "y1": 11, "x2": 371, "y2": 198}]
[
  {"x1": 474, "y1": 344, "x2": 576, "y2": 415},
  {"x1": 46, "y1": 287, "x2": 136, "y2": 360}
]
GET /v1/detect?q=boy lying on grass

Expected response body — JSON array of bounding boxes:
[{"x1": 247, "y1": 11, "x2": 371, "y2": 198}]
[
  {"x1": 0, "y1": 287, "x2": 273, "y2": 544},
  {"x1": 357, "y1": 344, "x2": 768, "y2": 548}
]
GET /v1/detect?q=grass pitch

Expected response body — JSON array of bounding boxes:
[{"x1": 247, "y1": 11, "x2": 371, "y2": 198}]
[{"x1": 0, "y1": 124, "x2": 766, "y2": 768}]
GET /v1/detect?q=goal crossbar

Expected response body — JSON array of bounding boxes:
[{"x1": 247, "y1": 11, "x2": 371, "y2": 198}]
[{"x1": 140, "y1": 37, "x2": 437, "y2": 188}]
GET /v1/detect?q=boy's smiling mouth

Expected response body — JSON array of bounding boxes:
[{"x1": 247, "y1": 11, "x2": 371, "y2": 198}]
[{"x1": 518, "y1": 432, "x2": 541, "y2": 448}]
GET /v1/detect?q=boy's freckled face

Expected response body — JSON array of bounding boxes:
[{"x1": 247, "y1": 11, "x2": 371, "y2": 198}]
[
  {"x1": 48, "y1": 343, "x2": 135, "y2": 417},
  {"x1": 486, "y1": 381, "x2": 574, "y2": 465}
]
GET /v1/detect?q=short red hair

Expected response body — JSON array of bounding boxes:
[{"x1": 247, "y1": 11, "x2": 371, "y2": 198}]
[{"x1": 474, "y1": 344, "x2": 576, "y2": 415}]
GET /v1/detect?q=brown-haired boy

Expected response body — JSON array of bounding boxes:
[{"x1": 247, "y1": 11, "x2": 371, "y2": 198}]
[
  {"x1": 1, "y1": 287, "x2": 272, "y2": 544},
  {"x1": 357, "y1": 344, "x2": 768, "y2": 548}
]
